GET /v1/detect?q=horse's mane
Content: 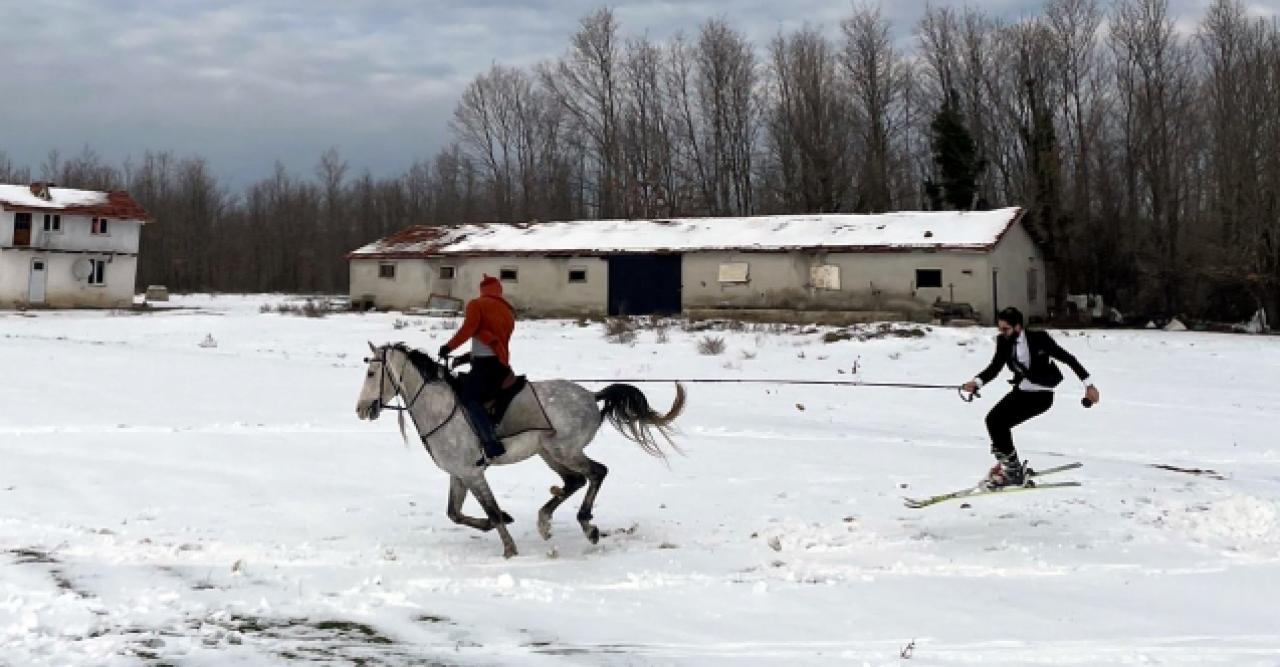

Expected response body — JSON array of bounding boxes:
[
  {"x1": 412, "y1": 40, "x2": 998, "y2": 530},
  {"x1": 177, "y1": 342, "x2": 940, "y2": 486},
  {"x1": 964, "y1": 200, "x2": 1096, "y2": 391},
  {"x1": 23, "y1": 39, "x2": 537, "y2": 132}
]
[{"x1": 388, "y1": 342, "x2": 447, "y2": 383}]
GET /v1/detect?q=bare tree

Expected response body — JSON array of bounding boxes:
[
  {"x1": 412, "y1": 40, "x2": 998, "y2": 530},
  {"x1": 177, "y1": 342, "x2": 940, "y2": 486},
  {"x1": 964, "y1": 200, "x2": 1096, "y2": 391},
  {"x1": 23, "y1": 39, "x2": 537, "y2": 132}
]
[
  {"x1": 1045, "y1": 0, "x2": 1111, "y2": 300},
  {"x1": 619, "y1": 35, "x2": 674, "y2": 218},
  {"x1": 761, "y1": 27, "x2": 855, "y2": 213},
  {"x1": 694, "y1": 19, "x2": 757, "y2": 215},
  {"x1": 1196, "y1": 0, "x2": 1280, "y2": 319},
  {"x1": 0, "y1": 151, "x2": 31, "y2": 183},
  {"x1": 1110, "y1": 0, "x2": 1201, "y2": 313},
  {"x1": 540, "y1": 8, "x2": 624, "y2": 218},
  {"x1": 842, "y1": 3, "x2": 907, "y2": 211},
  {"x1": 452, "y1": 65, "x2": 540, "y2": 222}
]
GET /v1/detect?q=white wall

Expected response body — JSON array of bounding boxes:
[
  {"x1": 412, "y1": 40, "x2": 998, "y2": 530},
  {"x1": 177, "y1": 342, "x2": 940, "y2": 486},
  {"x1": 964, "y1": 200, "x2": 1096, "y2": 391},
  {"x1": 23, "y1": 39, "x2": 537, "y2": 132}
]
[
  {"x1": 986, "y1": 221, "x2": 1047, "y2": 322},
  {"x1": 351, "y1": 256, "x2": 607, "y2": 315},
  {"x1": 0, "y1": 210, "x2": 143, "y2": 253},
  {"x1": 349, "y1": 259, "x2": 434, "y2": 309},
  {"x1": 446, "y1": 257, "x2": 607, "y2": 316},
  {"x1": 0, "y1": 210, "x2": 143, "y2": 308},
  {"x1": 682, "y1": 250, "x2": 992, "y2": 319},
  {"x1": 0, "y1": 251, "x2": 137, "y2": 308}
]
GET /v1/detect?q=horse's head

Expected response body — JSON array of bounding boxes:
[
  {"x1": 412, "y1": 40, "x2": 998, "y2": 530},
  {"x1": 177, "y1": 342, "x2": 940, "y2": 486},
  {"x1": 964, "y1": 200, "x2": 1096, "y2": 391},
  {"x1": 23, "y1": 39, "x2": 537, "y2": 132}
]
[
  {"x1": 356, "y1": 342, "x2": 449, "y2": 421},
  {"x1": 356, "y1": 342, "x2": 398, "y2": 421}
]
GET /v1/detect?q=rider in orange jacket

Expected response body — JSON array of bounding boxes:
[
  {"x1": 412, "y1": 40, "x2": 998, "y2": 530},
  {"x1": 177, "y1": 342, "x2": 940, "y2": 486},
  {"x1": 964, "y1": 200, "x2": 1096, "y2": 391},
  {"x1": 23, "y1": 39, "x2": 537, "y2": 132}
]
[{"x1": 439, "y1": 274, "x2": 515, "y2": 464}]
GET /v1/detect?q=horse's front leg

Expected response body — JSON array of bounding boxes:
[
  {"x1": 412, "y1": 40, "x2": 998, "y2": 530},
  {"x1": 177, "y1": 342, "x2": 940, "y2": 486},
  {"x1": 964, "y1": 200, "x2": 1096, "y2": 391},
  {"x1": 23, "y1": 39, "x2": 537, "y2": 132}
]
[
  {"x1": 445, "y1": 475, "x2": 512, "y2": 532},
  {"x1": 463, "y1": 474, "x2": 518, "y2": 558}
]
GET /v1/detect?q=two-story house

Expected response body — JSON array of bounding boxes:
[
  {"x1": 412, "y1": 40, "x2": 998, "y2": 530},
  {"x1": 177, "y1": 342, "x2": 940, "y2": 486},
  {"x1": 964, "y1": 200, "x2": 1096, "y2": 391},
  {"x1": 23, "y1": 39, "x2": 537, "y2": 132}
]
[{"x1": 0, "y1": 182, "x2": 152, "y2": 308}]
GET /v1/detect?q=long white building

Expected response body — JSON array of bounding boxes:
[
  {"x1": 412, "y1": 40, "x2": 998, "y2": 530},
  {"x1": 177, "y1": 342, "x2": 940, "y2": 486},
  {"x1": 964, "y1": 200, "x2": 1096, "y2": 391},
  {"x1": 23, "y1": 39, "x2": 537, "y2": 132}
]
[{"x1": 348, "y1": 207, "x2": 1044, "y2": 324}]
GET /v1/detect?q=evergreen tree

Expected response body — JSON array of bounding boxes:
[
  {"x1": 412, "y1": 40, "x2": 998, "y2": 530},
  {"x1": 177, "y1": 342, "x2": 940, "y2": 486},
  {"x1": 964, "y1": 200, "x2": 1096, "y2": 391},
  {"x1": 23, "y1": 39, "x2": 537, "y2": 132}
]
[{"x1": 927, "y1": 89, "x2": 985, "y2": 210}]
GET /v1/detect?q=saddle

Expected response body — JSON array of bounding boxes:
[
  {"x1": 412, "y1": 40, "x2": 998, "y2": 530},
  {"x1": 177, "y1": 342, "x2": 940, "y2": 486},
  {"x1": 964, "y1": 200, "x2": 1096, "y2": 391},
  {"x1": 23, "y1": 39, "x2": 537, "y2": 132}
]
[
  {"x1": 401, "y1": 347, "x2": 552, "y2": 439},
  {"x1": 456, "y1": 370, "x2": 553, "y2": 439},
  {"x1": 485, "y1": 371, "x2": 526, "y2": 424}
]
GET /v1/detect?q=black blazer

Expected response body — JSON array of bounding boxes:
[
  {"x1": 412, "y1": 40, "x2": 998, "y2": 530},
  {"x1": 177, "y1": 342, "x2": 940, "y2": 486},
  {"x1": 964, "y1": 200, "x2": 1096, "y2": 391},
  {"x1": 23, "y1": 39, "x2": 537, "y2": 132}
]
[{"x1": 977, "y1": 330, "x2": 1090, "y2": 389}]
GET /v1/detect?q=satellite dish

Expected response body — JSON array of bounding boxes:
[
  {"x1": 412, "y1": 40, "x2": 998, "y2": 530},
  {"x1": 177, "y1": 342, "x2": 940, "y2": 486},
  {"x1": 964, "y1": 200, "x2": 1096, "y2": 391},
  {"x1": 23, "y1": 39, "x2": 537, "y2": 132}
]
[{"x1": 72, "y1": 258, "x2": 92, "y2": 280}]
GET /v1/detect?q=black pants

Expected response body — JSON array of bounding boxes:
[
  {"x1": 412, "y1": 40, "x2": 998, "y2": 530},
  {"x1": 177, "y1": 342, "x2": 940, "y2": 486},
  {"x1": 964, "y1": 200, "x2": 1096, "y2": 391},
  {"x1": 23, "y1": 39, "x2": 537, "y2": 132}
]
[
  {"x1": 985, "y1": 389, "x2": 1054, "y2": 460},
  {"x1": 462, "y1": 356, "x2": 509, "y2": 453},
  {"x1": 462, "y1": 356, "x2": 509, "y2": 404}
]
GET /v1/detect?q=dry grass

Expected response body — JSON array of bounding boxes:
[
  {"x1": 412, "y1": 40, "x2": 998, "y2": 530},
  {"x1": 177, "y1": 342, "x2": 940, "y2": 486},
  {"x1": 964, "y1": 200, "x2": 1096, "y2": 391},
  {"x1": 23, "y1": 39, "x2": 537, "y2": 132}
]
[
  {"x1": 261, "y1": 298, "x2": 345, "y2": 318},
  {"x1": 604, "y1": 317, "x2": 638, "y2": 344},
  {"x1": 696, "y1": 335, "x2": 726, "y2": 355}
]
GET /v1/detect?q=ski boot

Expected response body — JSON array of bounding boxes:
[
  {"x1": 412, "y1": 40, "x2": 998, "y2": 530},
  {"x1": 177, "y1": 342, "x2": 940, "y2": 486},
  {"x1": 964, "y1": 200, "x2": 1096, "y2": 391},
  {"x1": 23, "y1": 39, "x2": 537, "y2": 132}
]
[{"x1": 983, "y1": 456, "x2": 1028, "y2": 490}]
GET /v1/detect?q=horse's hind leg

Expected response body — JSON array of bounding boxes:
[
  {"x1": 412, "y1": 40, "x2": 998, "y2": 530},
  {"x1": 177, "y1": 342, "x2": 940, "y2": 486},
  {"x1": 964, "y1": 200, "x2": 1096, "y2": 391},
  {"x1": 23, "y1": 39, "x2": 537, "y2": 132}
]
[
  {"x1": 463, "y1": 475, "x2": 519, "y2": 558},
  {"x1": 537, "y1": 453, "x2": 587, "y2": 541},
  {"x1": 565, "y1": 455, "x2": 608, "y2": 544},
  {"x1": 446, "y1": 475, "x2": 512, "y2": 532}
]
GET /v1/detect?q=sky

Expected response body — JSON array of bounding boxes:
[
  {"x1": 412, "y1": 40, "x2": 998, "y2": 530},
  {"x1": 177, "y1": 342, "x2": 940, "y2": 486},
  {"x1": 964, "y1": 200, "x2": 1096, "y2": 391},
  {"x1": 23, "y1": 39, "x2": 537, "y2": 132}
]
[{"x1": 0, "y1": 0, "x2": 1267, "y2": 188}]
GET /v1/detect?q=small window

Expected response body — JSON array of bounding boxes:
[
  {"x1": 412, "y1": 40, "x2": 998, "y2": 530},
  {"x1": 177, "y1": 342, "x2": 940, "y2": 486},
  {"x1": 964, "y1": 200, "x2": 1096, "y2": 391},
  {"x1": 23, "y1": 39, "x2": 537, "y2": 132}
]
[
  {"x1": 88, "y1": 259, "x2": 107, "y2": 286},
  {"x1": 378, "y1": 263, "x2": 396, "y2": 279},
  {"x1": 718, "y1": 262, "x2": 749, "y2": 283},
  {"x1": 915, "y1": 269, "x2": 942, "y2": 288},
  {"x1": 439, "y1": 266, "x2": 456, "y2": 280},
  {"x1": 499, "y1": 267, "x2": 518, "y2": 282},
  {"x1": 43, "y1": 214, "x2": 62, "y2": 232},
  {"x1": 1028, "y1": 268, "x2": 1039, "y2": 303},
  {"x1": 568, "y1": 267, "x2": 588, "y2": 283},
  {"x1": 91, "y1": 218, "x2": 110, "y2": 235}
]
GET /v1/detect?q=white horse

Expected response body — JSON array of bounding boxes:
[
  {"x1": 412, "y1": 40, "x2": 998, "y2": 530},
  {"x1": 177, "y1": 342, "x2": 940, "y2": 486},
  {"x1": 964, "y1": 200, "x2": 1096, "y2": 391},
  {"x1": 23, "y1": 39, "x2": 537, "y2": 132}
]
[{"x1": 355, "y1": 343, "x2": 685, "y2": 558}]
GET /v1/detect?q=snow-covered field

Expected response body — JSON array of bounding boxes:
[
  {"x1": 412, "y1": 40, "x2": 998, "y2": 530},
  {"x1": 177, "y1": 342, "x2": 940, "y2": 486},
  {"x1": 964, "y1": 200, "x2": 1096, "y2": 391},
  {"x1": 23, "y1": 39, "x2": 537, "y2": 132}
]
[{"x1": 2, "y1": 295, "x2": 1279, "y2": 665}]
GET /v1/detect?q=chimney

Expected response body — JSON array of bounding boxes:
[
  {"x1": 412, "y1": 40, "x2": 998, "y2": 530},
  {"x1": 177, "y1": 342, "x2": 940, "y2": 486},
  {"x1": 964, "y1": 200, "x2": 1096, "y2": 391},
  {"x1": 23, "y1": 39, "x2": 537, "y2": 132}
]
[{"x1": 29, "y1": 182, "x2": 55, "y2": 201}]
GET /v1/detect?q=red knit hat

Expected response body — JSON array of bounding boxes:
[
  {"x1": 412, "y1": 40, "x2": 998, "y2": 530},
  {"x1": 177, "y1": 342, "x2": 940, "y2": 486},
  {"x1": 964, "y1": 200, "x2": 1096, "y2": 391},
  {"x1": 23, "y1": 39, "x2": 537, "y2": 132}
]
[{"x1": 480, "y1": 273, "x2": 502, "y2": 295}]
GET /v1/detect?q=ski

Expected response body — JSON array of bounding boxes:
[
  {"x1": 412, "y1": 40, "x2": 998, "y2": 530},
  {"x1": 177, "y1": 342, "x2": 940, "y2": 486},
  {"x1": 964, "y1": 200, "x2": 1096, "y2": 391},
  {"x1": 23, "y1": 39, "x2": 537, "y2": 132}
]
[{"x1": 903, "y1": 462, "x2": 1084, "y2": 509}]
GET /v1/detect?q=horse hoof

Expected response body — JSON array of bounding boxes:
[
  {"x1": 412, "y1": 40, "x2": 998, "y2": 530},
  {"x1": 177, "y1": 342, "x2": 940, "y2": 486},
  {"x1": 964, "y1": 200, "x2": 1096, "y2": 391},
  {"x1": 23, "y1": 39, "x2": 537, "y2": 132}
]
[
  {"x1": 587, "y1": 527, "x2": 600, "y2": 544},
  {"x1": 503, "y1": 547, "x2": 518, "y2": 559},
  {"x1": 550, "y1": 485, "x2": 565, "y2": 497},
  {"x1": 500, "y1": 511, "x2": 515, "y2": 524},
  {"x1": 538, "y1": 521, "x2": 552, "y2": 541}
]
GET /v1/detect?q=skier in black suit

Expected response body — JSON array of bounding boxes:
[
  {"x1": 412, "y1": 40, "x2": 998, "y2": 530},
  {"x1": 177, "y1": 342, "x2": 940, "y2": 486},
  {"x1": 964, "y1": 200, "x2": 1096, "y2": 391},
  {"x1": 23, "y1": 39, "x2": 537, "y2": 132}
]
[{"x1": 961, "y1": 307, "x2": 1100, "y2": 489}]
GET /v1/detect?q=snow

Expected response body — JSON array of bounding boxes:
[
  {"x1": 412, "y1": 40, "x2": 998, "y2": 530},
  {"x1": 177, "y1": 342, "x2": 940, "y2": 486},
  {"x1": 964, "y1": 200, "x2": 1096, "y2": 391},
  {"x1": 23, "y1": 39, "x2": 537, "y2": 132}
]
[
  {"x1": 350, "y1": 208, "x2": 1022, "y2": 257},
  {"x1": 0, "y1": 184, "x2": 109, "y2": 211},
  {"x1": 3, "y1": 295, "x2": 1280, "y2": 665}
]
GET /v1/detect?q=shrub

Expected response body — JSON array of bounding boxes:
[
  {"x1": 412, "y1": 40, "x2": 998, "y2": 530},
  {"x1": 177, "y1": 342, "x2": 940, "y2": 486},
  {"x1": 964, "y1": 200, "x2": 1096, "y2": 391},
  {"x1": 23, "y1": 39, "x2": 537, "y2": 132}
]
[
  {"x1": 604, "y1": 317, "x2": 638, "y2": 344},
  {"x1": 697, "y1": 335, "x2": 726, "y2": 355}
]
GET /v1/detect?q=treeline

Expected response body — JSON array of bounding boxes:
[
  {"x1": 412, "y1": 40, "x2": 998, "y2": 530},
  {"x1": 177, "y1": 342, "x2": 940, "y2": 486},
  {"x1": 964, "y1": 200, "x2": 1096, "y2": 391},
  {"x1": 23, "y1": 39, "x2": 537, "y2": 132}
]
[{"x1": 1, "y1": 0, "x2": 1277, "y2": 321}]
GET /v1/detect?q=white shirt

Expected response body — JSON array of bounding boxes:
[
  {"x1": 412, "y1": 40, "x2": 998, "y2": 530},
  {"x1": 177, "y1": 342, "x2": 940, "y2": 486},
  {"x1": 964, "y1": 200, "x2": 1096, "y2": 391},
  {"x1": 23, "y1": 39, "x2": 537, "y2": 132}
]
[{"x1": 1013, "y1": 333, "x2": 1053, "y2": 392}]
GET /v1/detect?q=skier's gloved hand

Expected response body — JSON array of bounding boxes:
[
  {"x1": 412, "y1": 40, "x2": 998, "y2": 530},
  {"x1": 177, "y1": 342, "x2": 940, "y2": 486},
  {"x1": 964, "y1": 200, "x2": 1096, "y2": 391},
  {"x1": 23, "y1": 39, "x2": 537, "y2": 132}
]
[
  {"x1": 1083, "y1": 385, "x2": 1100, "y2": 407},
  {"x1": 961, "y1": 381, "x2": 979, "y2": 394},
  {"x1": 437, "y1": 344, "x2": 451, "y2": 359}
]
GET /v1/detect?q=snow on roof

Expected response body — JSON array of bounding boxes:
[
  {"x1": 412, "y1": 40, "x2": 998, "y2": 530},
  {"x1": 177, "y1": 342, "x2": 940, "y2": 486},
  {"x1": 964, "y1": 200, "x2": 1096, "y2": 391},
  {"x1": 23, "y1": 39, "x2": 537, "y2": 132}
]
[
  {"x1": 0, "y1": 183, "x2": 152, "y2": 221},
  {"x1": 348, "y1": 207, "x2": 1025, "y2": 259}
]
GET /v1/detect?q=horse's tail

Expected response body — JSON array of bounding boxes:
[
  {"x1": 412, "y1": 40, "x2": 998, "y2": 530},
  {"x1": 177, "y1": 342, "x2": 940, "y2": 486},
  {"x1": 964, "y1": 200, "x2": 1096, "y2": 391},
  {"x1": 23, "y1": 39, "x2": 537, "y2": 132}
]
[{"x1": 594, "y1": 382, "x2": 686, "y2": 460}]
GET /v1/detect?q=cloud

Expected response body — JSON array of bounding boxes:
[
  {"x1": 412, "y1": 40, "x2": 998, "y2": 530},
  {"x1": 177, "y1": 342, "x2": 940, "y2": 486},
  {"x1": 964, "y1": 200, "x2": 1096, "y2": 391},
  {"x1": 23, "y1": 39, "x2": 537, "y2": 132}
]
[{"x1": 0, "y1": 0, "x2": 1219, "y2": 187}]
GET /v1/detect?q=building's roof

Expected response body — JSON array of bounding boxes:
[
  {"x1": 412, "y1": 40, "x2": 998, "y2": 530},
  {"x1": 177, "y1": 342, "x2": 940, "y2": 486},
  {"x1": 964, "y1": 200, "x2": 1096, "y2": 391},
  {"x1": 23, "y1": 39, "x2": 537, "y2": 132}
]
[
  {"x1": 0, "y1": 183, "x2": 152, "y2": 221},
  {"x1": 348, "y1": 208, "x2": 1025, "y2": 259}
]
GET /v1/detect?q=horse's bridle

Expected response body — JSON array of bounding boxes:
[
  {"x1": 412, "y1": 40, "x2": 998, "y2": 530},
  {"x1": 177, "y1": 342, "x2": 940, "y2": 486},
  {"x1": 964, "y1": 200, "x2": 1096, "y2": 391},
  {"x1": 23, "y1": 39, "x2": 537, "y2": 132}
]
[
  {"x1": 365, "y1": 345, "x2": 458, "y2": 442},
  {"x1": 365, "y1": 345, "x2": 427, "y2": 416}
]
